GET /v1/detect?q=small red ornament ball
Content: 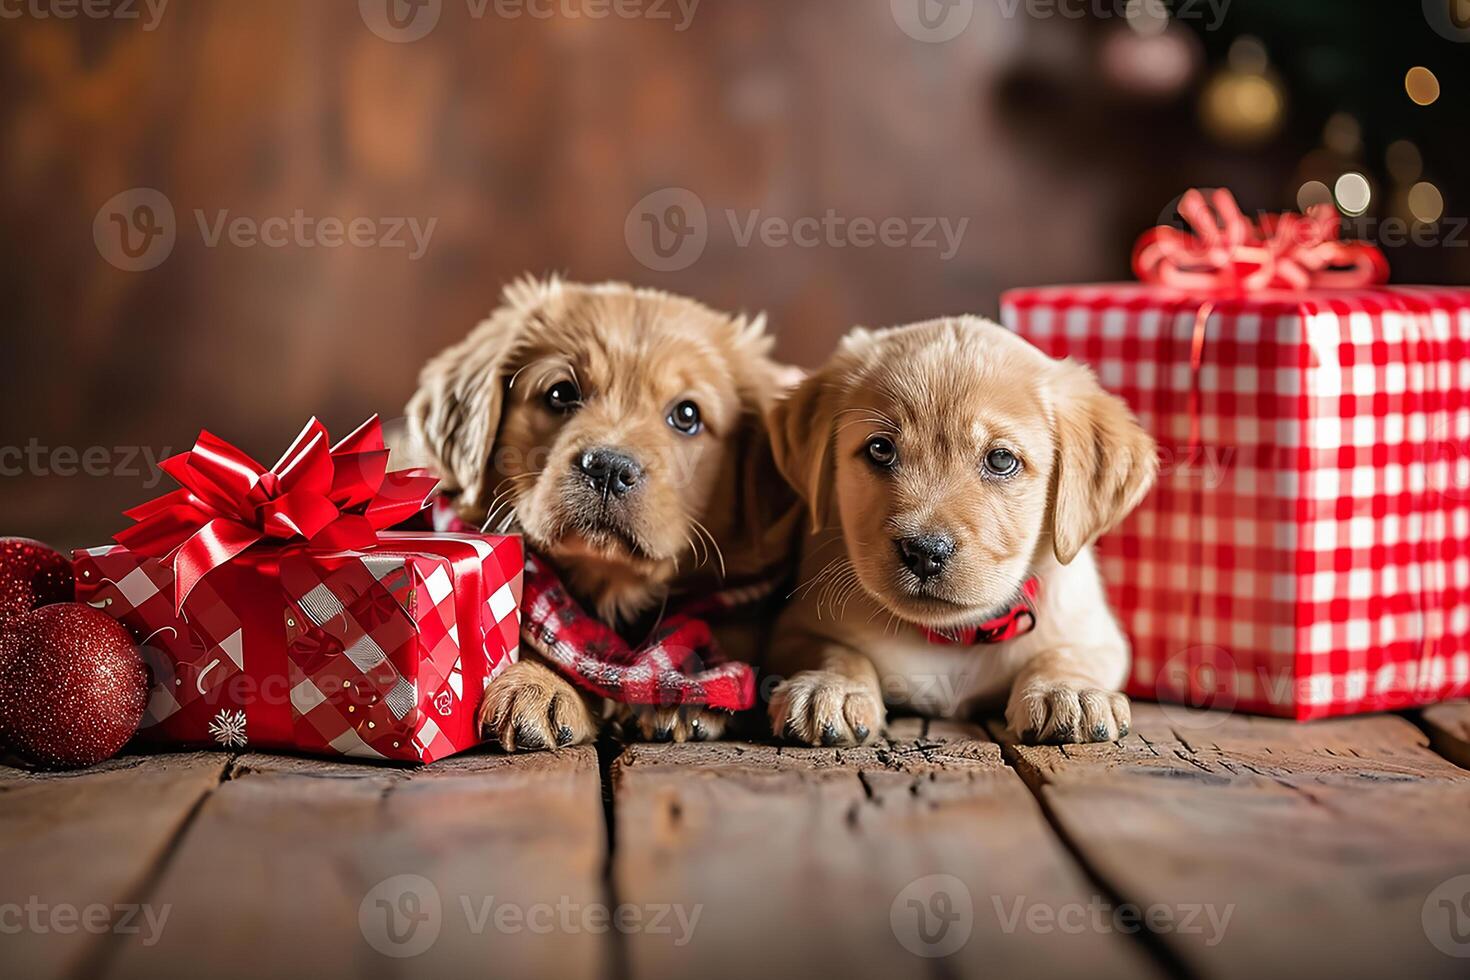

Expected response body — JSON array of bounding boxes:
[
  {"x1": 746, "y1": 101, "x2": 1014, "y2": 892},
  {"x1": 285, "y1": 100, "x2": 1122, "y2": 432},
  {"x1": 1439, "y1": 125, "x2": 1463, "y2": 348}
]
[
  {"x1": 0, "y1": 537, "x2": 75, "y2": 620},
  {"x1": 0, "y1": 603, "x2": 149, "y2": 770}
]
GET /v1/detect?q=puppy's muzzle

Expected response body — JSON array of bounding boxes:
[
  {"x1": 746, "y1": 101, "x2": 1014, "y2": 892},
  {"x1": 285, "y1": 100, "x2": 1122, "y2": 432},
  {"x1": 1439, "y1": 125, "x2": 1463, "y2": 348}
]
[
  {"x1": 896, "y1": 533, "x2": 955, "y2": 581},
  {"x1": 576, "y1": 447, "x2": 644, "y2": 496}
]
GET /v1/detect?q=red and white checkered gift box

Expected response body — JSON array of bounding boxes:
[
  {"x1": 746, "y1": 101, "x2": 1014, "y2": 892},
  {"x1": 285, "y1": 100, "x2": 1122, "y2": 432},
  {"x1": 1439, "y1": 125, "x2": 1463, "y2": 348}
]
[
  {"x1": 74, "y1": 416, "x2": 523, "y2": 762},
  {"x1": 1002, "y1": 188, "x2": 1470, "y2": 719},
  {"x1": 74, "y1": 532, "x2": 521, "y2": 763}
]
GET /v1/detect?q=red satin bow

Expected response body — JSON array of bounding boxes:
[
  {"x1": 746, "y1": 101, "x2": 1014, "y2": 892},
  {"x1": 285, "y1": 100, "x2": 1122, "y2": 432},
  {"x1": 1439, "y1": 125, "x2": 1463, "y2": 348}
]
[
  {"x1": 1132, "y1": 187, "x2": 1390, "y2": 292},
  {"x1": 117, "y1": 417, "x2": 439, "y2": 612}
]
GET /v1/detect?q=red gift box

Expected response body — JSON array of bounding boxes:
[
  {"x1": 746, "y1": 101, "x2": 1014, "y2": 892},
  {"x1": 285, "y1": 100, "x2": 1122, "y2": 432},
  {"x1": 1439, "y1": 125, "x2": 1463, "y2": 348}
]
[
  {"x1": 1003, "y1": 188, "x2": 1470, "y2": 720},
  {"x1": 74, "y1": 417, "x2": 522, "y2": 763}
]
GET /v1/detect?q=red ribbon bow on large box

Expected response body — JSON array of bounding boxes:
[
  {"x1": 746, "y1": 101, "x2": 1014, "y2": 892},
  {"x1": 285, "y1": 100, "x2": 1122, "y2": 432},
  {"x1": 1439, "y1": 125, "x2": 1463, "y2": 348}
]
[
  {"x1": 115, "y1": 416, "x2": 440, "y2": 612},
  {"x1": 1132, "y1": 186, "x2": 1389, "y2": 293}
]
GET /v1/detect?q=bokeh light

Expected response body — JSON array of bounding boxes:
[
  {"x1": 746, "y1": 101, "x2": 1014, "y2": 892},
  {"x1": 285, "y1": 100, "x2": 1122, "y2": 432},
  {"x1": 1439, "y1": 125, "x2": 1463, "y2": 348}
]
[
  {"x1": 1297, "y1": 180, "x2": 1334, "y2": 211},
  {"x1": 1405, "y1": 66, "x2": 1441, "y2": 106},
  {"x1": 1124, "y1": 0, "x2": 1169, "y2": 37},
  {"x1": 1386, "y1": 140, "x2": 1423, "y2": 183},
  {"x1": 1334, "y1": 172, "x2": 1373, "y2": 216},
  {"x1": 1408, "y1": 182, "x2": 1445, "y2": 223},
  {"x1": 1228, "y1": 36, "x2": 1269, "y2": 73},
  {"x1": 1200, "y1": 73, "x2": 1282, "y2": 145},
  {"x1": 1323, "y1": 113, "x2": 1361, "y2": 157}
]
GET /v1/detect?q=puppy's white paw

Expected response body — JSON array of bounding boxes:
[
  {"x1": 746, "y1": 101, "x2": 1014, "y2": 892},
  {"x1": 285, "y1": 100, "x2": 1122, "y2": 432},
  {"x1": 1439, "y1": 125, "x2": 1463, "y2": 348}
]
[
  {"x1": 1007, "y1": 683, "x2": 1130, "y2": 744},
  {"x1": 479, "y1": 660, "x2": 597, "y2": 752},
  {"x1": 619, "y1": 705, "x2": 728, "y2": 743},
  {"x1": 770, "y1": 671, "x2": 885, "y2": 746}
]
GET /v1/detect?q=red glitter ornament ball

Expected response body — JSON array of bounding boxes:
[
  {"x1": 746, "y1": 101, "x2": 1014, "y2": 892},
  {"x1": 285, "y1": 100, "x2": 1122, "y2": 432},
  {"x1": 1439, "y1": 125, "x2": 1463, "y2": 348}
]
[
  {"x1": 0, "y1": 537, "x2": 75, "y2": 621},
  {"x1": 0, "y1": 603, "x2": 149, "y2": 770}
]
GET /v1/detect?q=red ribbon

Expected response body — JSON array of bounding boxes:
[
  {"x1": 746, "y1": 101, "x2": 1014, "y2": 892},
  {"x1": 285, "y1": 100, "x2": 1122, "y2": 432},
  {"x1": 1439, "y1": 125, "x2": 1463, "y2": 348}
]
[
  {"x1": 920, "y1": 577, "x2": 1041, "y2": 647},
  {"x1": 117, "y1": 417, "x2": 440, "y2": 613},
  {"x1": 1132, "y1": 187, "x2": 1389, "y2": 293}
]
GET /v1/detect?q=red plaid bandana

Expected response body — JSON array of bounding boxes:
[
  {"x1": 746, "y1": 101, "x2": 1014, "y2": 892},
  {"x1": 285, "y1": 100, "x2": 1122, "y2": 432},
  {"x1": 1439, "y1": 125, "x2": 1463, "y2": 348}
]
[
  {"x1": 428, "y1": 497, "x2": 761, "y2": 711},
  {"x1": 919, "y1": 577, "x2": 1041, "y2": 646}
]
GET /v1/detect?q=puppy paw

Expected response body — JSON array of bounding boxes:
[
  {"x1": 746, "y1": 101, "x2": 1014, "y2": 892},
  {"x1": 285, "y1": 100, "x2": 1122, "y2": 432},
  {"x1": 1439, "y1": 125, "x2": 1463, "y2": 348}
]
[
  {"x1": 479, "y1": 660, "x2": 597, "y2": 752},
  {"x1": 619, "y1": 705, "x2": 729, "y2": 743},
  {"x1": 769, "y1": 671, "x2": 885, "y2": 746},
  {"x1": 1007, "y1": 683, "x2": 1130, "y2": 744}
]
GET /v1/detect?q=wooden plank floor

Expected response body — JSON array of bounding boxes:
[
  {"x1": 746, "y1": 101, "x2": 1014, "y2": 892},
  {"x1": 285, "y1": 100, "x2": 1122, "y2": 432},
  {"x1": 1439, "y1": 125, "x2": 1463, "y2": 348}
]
[{"x1": 2, "y1": 704, "x2": 1469, "y2": 980}]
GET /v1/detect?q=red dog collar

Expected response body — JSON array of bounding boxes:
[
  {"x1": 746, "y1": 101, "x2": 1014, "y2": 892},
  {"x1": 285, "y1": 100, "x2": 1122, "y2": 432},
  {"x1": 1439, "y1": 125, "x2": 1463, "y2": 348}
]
[{"x1": 920, "y1": 577, "x2": 1040, "y2": 646}]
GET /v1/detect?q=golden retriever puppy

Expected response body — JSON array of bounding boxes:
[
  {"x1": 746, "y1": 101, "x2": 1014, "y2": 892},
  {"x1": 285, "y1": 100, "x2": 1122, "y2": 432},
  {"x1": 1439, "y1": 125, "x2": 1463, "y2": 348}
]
[
  {"x1": 405, "y1": 277, "x2": 797, "y2": 750},
  {"x1": 766, "y1": 316, "x2": 1156, "y2": 746}
]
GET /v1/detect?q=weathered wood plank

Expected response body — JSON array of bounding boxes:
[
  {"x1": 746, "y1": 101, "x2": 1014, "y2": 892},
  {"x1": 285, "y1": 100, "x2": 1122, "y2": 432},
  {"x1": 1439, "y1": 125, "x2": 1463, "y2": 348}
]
[
  {"x1": 0, "y1": 752, "x2": 229, "y2": 980},
  {"x1": 612, "y1": 719, "x2": 1159, "y2": 980},
  {"x1": 99, "y1": 747, "x2": 609, "y2": 980},
  {"x1": 994, "y1": 703, "x2": 1470, "y2": 980},
  {"x1": 1421, "y1": 700, "x2": 1470, "y2": 770}
]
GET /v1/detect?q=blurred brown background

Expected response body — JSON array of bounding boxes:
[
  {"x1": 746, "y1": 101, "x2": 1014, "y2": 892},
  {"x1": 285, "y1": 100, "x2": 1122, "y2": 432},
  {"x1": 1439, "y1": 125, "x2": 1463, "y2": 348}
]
[{"x1": 2, "y1": 0, "x2": 1466, "y2": 546}]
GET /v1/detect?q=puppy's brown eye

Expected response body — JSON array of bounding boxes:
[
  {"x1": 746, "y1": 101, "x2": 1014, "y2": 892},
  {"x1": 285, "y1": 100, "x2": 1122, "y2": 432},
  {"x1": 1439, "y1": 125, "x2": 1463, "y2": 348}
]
[
  {"x1": 984, "y1": 448, "x2": 1020, "y2": 477},
  {"x1": 667, "y1": 400, "x2": 702, "y2": 435},
  {"x1": 545, "y1": 381, "x2": 581, "y2": 414},
  {"x1": 865, "y1": 436, "x2": 898, "y2": 469}
]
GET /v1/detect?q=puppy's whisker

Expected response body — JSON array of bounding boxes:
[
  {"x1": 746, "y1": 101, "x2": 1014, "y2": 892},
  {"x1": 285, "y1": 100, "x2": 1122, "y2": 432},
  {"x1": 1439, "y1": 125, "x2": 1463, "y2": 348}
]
[
  {"x1": 791, "y1": 554, "x2": 850, "y2": 599},
  {"x1": 815, "y1": 563, "x2": 857, "y2": 620},
  {"x1": 691, "y1": 519, "x2": 726, "y2": 580}
]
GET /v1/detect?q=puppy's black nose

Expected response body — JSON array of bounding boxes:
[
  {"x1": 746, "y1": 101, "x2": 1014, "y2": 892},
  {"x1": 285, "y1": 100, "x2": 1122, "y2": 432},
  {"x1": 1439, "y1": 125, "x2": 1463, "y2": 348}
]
[
  {"x1": 576, "y1": 448, "x2": 643, "y2": 495},
  {"x1": 897, "y1": 533, "x2": 955, "y2": 581}
]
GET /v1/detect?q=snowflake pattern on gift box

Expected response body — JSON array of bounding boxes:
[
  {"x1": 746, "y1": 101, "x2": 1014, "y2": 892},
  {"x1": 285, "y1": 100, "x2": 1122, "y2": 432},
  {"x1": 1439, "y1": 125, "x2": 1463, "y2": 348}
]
[{"x1": 207, "y1": 708, "x2": 247, "y2": 748}]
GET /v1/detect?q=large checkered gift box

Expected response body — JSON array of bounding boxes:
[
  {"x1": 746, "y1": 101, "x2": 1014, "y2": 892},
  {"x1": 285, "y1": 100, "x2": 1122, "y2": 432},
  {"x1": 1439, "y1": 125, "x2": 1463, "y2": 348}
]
[
  {"x1": 73, "y1": 417, "x2": 523, "y2": 762},
  {"x1": 1002, "y1": 188, "x2": 1470, "y2": 720}
]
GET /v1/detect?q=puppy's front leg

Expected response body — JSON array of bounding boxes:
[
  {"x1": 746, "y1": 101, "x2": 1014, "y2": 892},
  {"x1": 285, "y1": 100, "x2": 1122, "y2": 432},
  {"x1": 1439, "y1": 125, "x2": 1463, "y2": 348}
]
[
  {"x1": 1005, "y1": 649, "x2": 1131, "y2": 744},
  {"x1": 479, "y1": 658, "x2": 599, "y2": 751},
  {"x1": 769, "y1": 638, "x2": 885, "y2": 747}
]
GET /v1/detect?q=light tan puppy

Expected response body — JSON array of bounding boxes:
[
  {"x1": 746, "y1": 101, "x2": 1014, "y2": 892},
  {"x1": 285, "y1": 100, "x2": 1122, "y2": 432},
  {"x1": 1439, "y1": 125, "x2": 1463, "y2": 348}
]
[
  {"x1": 766, "y1": 316, "x2": 1156, "y2": 745},
  {"x1": 406, "y1": 277, "x2": 797, "y2": 749}
]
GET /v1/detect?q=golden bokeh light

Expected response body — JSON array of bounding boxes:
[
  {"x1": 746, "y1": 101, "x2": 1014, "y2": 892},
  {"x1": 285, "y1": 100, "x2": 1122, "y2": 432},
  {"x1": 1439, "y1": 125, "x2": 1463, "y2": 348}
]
[
  {"x1": 1200, "y1": 71, "x2": 1284, "y2": 145},
  {"x1": 1408, "y1": 182, "x2": 1445, "y2": 223},
  {"x1": 1405, "y1": 66, "x2": 1441, "y2": 106}
]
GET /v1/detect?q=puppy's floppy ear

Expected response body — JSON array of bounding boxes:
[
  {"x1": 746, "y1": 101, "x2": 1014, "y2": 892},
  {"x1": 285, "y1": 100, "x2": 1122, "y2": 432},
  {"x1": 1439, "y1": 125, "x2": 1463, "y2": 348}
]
[
  {"x1": 766, "y1": 369, "x2": 840, "y2": 533},
  {"x1": 1048, "y1": 359, "x2": 1158, "y2": 565},
  {"x1": 406, "y1": 276, "x2": 555, "y2": 510}
]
